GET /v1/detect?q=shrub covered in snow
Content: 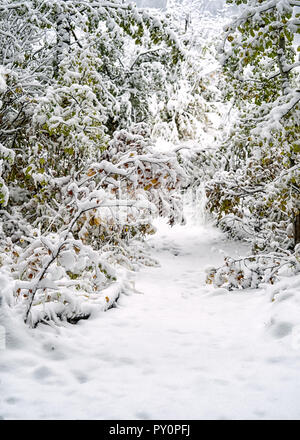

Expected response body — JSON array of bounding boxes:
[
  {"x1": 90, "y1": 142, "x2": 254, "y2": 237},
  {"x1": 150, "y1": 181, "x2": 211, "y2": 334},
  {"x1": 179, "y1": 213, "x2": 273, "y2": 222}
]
[
  {"x1": 0, "y1": 0, "x2": 188, "y2": 327},
  {"x1": 204, "y1": 0, "x2": 300, "y2": 289}
]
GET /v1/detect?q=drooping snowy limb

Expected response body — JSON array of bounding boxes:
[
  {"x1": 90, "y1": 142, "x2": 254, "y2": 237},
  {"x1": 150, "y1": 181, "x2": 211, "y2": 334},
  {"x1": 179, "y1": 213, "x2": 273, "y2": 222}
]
[
  {"x1": 220, "y1": 0, "x2": 299, "y2": 87},
  {"x1": 268, "y1": 62, "x2": 300, "y2": 80},
  {"x1": 129, "y1": 48, "x2": 166, "y2": 71},
  {"x1": 24, "y1": 278, "x2": 130, "y2": 327},
  {"x1": 224, "y1": 0, "x2": 300, "y2": 36},
  {"x1": 252, "y1": 90, "x2": 300, "y2": 134},
  {"x1": 23, "y1": 195, "x2": 150, "y2": 325},
  {"x1": 207, "y1": 248, "x2": 300, "y2": 290}
]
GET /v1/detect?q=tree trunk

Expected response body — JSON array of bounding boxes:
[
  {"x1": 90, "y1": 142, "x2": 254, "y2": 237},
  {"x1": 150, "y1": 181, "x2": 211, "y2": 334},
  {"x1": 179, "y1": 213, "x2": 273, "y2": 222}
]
[
  {"x1": 54, "y1": 5, "x2": 70, "y2": 77},
  {"x1": 294, "y1": 213, "x2": 300, "y2": 247}
]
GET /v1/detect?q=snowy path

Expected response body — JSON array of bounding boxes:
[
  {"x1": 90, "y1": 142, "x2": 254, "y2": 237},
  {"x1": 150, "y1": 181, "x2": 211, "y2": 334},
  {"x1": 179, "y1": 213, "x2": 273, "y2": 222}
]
[{"x1": 1, "y1": 220, "x2": 300, "y2": 420}]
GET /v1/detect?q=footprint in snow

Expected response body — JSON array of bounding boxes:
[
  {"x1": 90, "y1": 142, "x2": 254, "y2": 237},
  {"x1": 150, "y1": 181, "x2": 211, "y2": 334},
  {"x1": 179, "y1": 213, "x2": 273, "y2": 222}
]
[
  {"x1": 209, "y1": 288, "x2": 228, "y2": 296},
  {"x1": 268, "y1": 321, "x2": 293, "y2": 339},
  {"x1": 32, "y1": 366, "x2": 53, "y2": 380},
  {"x1": 5, "y1": 397, "x2": 20, "y2": 405},
  {"x1": 117, "y1": 356, "x2": 135, "y2": 365},
  {"x1": 73, "y1": 372, "x2": 89, "y2": 384}
]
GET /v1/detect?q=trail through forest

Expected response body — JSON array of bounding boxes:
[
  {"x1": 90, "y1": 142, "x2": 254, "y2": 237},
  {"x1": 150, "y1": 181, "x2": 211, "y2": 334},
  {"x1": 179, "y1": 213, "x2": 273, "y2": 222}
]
[
  {"x1": 1, "y1": 214, "x2": 300, "y2": 420},
  {"x1": 0, "y1": 0, "x2": 299, "y2": 423}
]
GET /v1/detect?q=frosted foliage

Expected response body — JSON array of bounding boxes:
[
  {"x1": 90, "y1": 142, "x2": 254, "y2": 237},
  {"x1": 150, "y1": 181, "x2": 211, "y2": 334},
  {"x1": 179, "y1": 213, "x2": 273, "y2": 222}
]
[{"x1": 0, "y1": 0, "x2": 188, "y2": 326}]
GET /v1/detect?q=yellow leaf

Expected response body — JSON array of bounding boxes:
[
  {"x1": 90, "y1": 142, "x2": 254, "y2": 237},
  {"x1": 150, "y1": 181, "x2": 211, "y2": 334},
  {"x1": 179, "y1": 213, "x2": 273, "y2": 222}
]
[
  {"x1": 73, "y1": 245, "x2": 80, "y2": 254},
  {"x1": 87, "y1": 169, "x2": 96, "y2": 177},
  {"x1": 94, "y1": 217, "x2": 101, "y2": 226}
]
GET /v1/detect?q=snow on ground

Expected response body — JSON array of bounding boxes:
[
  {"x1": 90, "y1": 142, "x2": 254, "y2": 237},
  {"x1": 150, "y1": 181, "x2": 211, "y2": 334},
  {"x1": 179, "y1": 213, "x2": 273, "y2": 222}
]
[{"x1": 1, "y1": 214, "x2": 300, "y2": 420}]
